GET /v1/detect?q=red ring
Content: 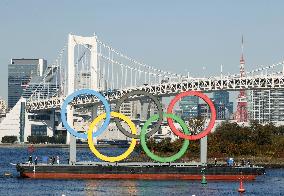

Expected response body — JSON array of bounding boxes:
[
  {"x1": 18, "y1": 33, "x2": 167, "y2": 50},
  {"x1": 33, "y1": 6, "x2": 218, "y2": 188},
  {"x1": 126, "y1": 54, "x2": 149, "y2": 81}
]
[{"x1": 167, "y1": 91, "x2": 216, "y2": 140}]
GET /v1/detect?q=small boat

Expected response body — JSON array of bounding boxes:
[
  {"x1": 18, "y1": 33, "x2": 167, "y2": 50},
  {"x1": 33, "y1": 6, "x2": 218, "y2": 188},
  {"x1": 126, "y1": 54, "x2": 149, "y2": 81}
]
[{"x1": 4, "y1": 172, "x2": 12, "y2": 177}]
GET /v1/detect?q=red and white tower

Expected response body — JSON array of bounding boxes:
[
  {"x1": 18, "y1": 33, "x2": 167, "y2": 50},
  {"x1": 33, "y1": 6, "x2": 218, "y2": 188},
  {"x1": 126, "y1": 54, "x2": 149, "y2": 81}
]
[{"x1": 235, "y1": 36, "x2": 248, "y2": 122}]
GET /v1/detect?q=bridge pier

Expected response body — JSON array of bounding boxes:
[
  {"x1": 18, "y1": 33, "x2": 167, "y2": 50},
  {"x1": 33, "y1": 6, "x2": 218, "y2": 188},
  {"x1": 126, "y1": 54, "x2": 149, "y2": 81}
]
[
  {"x1": 91, "y1": 105, "x2": 98, "y2": 145},
  {"x1": 66, "y1": 105, "x2": 76, "y2": 165},
  {"x1": 68, "y1": 134, "x2": 77, "y2": 165},
  {"x1": 200, "y1": 136, "x2": 208, "y2": 165}
]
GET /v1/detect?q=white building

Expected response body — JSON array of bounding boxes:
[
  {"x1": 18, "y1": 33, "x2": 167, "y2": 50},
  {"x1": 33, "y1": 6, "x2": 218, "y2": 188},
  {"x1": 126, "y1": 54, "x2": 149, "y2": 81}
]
[
  {"x1": 249, "y1": 89, "x2": 284, "y2": 124},
  {"x1": 0, "y1": 58, "x2": 60, "y2": 143},
  {"x1": 0, "y1": 98, "x2": 56, "y2": 143},
  {"x1": 0, "y1": 98, "x2": 7, "y2": 122}
]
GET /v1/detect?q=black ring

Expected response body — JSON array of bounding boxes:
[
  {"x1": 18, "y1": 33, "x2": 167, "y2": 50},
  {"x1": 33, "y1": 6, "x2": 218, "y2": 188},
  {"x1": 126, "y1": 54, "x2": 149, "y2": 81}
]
[{"x1": 114, "y1": 90, "x2": 163, "y2": 139}]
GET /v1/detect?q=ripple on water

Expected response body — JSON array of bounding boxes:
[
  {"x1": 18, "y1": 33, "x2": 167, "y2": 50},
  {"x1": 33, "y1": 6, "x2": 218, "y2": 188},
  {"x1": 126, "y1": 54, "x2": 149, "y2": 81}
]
[{"x1": 0, "y1": 147, "x2": 283, "y2": 196}]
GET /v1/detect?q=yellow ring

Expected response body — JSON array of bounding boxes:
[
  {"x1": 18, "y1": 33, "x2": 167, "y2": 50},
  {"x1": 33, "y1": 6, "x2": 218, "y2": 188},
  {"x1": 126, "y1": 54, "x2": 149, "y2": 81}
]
[{"x1": 87, "y1": 111, "x2": 137, "y2": 162}]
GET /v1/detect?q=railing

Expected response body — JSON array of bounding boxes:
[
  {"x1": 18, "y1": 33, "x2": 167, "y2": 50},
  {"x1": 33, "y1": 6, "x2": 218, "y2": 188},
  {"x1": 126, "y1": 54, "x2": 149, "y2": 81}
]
[{"x1": 26, "y1": 73, "x2": 284, "y2": 112}]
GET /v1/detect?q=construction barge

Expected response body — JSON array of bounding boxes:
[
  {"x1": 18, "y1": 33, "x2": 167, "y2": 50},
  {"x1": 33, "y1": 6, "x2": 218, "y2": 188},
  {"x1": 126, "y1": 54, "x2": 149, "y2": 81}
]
[{"x1": 16, "y1": 162, "x2": 265, "y2": 181}]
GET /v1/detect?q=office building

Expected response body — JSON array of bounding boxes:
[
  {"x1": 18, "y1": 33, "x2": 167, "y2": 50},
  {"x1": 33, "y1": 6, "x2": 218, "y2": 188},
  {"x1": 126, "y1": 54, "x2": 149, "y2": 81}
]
[
  {"x1": 179, "y1": 96, "x2": 199, "y2": 120},
  {"x1": 198, "y1": 103, "x2": 211, "y2": 119},
  {"x1": 249, "y1": 90, "x2": 284, "y2": 123},
  {"x1": 212, "y1": 91, "x2": 233, "y2": 120},
  {"x1": 8, "y1": 58, "x2": 47, "y2": 109},
  {"x1": 197, "y1": 91, "x2": 233, "y2": 120}
]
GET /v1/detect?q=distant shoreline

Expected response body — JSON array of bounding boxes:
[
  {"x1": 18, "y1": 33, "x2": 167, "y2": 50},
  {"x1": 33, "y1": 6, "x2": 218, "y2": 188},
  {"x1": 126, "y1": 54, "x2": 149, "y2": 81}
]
[{"x1": 0, "y1": 143, "x2": 123, "y2": 148}]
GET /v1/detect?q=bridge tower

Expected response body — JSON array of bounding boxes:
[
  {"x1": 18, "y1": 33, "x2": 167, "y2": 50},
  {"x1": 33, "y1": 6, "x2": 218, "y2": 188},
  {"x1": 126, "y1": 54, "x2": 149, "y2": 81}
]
[
  {"x1": 235, "y1": 36, "x2": 248, "y2": 122},
  {"x1": 66, "y1": 34, "x2": 98, "y2": 164}
]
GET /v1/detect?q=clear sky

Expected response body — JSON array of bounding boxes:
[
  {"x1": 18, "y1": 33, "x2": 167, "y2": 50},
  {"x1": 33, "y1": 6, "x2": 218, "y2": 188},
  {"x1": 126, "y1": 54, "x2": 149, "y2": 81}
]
[{"x1": 1, "y1": 0, "x2": 284, "y2": 102}]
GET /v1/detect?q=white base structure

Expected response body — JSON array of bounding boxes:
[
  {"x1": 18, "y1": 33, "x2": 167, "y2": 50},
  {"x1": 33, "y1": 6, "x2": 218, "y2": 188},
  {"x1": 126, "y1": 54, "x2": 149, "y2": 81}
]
[
  {"x1": 0, "y1": 98, "x2": 54, "y2": 143},
  {"x1": 0, "y1": 99, "x2": 22, "y2": 142},
  {"x1": 200, "y1": 136, "x2": 208, "y2": 165}
]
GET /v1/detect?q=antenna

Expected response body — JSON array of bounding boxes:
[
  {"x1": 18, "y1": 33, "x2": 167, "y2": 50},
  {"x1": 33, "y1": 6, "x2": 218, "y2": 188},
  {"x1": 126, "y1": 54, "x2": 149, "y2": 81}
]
[
  {"x1": 240, "y1": 35, "x2": 245, "y2": 64},
  {"x1": 241, "y1": 35, "x2": 244, "y2": 54}
]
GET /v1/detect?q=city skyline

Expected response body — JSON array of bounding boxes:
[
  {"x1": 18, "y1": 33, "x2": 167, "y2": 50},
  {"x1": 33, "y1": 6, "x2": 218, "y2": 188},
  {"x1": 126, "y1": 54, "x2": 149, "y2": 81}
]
[
  {"x1": 1, "y1": 1, "x2": 284, "y2": 102},
  {"x1": 0, "y1": 2, "x2": 283, "y2": 193}
]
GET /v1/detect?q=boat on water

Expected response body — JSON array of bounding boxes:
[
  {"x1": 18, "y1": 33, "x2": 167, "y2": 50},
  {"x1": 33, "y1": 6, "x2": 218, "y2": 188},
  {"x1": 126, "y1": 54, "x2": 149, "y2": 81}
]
[{"x1": 16, "y1": 162, "x2": 265, "y2": 181}]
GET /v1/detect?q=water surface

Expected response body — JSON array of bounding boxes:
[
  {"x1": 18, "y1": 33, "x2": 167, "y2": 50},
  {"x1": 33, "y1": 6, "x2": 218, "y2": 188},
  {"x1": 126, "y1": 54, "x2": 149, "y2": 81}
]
[{"x1": 0, "y1": 147, "x2": 283, "y2": 195}]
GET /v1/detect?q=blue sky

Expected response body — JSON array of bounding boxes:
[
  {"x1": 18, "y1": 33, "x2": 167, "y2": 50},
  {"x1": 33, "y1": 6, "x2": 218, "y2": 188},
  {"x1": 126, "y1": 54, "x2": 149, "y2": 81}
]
[{"x1": 1, "y1": 0, "x2": 284, "y2": 102}]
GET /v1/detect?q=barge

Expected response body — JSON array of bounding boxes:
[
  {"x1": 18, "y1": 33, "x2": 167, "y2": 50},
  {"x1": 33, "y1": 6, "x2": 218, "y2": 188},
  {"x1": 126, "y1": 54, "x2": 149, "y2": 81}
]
[{"x1": 16, "y1": 162, "x2": 265, "y2": 181}]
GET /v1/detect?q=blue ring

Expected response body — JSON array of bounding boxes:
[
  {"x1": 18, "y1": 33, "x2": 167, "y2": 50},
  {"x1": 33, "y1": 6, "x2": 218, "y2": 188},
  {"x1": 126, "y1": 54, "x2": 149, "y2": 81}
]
[{"x1": 60, "y1": 89, "x2": 111, "y2": 139}]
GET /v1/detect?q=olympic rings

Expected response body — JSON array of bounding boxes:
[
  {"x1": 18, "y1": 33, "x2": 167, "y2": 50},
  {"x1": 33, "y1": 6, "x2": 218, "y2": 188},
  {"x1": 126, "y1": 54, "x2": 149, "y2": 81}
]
[
  {"x1": 61, "y1": 88, "x2": 217, "y2": 163},
  {"x1": 167, "y1": 91, "x2": 216, "y2": 140},
  {"x1": 114, "y1": 90, "x2": 163, "y2": 139},
  {"x1": 61, "y1": 89, "x2": 111, "y2": 139},
  {"x1": 140, "y1": 113, "x2": 190, "y2": 162},
  {"x1": 88, "y1": 112, "x2": 137, "y2": 162}
]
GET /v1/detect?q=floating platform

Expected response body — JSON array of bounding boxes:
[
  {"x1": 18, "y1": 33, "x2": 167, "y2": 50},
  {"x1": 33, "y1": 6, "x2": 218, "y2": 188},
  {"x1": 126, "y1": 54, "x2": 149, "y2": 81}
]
[{"x1": 16, "y1": 162, "x2": 265, "y2": 181}]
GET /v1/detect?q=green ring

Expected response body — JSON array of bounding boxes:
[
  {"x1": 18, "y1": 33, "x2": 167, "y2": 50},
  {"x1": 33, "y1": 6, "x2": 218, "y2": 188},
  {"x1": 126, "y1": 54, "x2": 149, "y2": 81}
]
[{"x1": 140, "y1": 113, "x2": 190, "y2": 163}]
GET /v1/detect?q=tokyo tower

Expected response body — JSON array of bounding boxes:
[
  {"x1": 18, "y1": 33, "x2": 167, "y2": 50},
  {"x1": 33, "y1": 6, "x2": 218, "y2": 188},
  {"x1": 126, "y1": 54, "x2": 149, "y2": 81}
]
[{"x1": 235, "y1": 36, "x2": 248, "y2": 122}]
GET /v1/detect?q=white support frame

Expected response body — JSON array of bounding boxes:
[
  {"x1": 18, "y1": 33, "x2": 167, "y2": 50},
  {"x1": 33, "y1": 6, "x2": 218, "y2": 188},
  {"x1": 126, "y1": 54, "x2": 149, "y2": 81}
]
[{"x1": 66, "y1": 34, "x2": 98, "y2": 164}]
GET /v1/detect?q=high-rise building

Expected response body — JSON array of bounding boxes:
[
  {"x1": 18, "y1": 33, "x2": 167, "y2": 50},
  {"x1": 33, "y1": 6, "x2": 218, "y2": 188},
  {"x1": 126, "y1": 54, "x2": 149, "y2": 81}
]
[
  {"x1": 179, "y1": 96, "x2": 199, "y2": 120},
  {"x1": 212, "y1": 91, "x2": 234, "y2": 120},
  {"x1": 249, "y1": 90, "x2": 284, "y2": 123},
  {"x1": 213, "y1": 91, "x2": 230, "y2": 105},
  {"x1": 198, "y1": 103, "x2": 211, "y2": 119},
  {"x1": 119, "y1": 101, "x2": 139, "y2": 118},
  {"x1": 197, "y1": 91, "x2": 233, "y2": 120},
  {"x1": 8, "y1": 58, "x2": 47, "y2": 109}
]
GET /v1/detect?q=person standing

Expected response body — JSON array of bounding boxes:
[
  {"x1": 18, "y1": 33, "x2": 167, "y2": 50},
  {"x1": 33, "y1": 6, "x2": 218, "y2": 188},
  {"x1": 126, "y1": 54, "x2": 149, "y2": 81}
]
[
  {"x1": 34, "y1": 156, "x2": 38, "y2": 165},
  {"x1": 28, "y1": 155, "x2": 32, "y2": 165},
  {"x1": 56, "y1": 156, "x2": 60, "y2": 164},
  {"x1": 52, "y1": 156, "x2": 55, "y2": 165},
  {"x1": 49, "y1": 156, "x2": 52, "y2": 164},
  {"x1": 241, "y1": 158, "x2": 245, "y2": 166}
]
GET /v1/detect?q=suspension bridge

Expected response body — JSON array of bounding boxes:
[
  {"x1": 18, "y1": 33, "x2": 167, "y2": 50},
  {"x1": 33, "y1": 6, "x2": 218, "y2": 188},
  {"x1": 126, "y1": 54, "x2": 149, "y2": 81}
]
[{"x1": 26, "y1": 34, "x2": 284, "y2": 112}]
